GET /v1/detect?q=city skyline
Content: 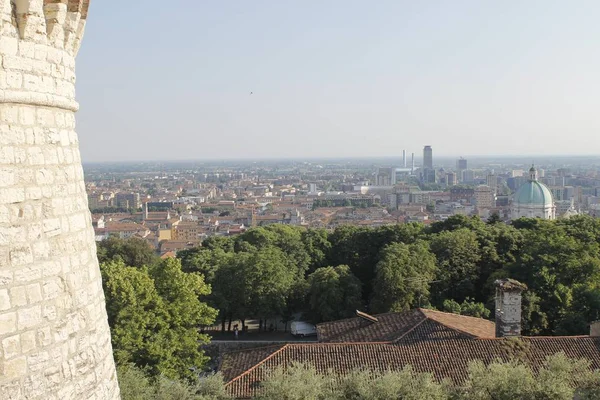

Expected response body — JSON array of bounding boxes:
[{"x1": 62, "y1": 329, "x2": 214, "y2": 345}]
[{"x1": 77, "y1": 1, "x2": 600, "y2": 162}]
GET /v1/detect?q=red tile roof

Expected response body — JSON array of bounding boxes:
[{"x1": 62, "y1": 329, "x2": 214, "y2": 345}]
[
  {"x1": 223, "y1": 337, "x2": 600, "y2": 398},
  {"x1": 316, "y1": 309, "x2": 495, "y2": 343}
]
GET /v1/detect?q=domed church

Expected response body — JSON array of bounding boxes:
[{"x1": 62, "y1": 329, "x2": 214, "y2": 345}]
[{"x1": 511, "y1": 166, "x2": 556, "y2": 220}]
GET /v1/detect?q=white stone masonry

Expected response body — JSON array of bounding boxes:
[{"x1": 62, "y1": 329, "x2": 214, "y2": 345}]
[{"x1": 0, "y1": 1, "x2": 120, "y2": 399}]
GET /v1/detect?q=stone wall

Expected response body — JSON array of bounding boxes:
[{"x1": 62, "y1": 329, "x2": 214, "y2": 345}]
[{"x1": 0, "y1": 1, "x2": 120, "y2": 399}]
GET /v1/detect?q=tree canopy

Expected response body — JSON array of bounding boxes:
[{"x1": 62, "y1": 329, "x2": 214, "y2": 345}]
[
  {"x1": 101, "y1": 258, "x2": 217, "y2": 380},
  {"x1": 97, "y1": 215, "x2": 600, "y2": 394}
]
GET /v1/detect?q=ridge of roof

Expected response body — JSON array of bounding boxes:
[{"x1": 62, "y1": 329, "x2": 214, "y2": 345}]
[
  {"x1": 221, "y1": 344, "x2": 285, "y2": 356},
  {"x1": 392, "y1": 314, "x2": 429, "y2": 342},
  {"x1": 417, "y1": 308, "x2": 496, "y2": 339},
  {"x1": 316, "y1": 311, "x2": 414, "y2": 327},
  {"x1": 225, "y1": 344, "x2": 289, "y2": 386}
]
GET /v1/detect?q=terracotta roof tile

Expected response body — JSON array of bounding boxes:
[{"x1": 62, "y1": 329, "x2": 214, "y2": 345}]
[
  {"x1": 316, "y1": 309, "x2": 495, "y2": 343},
  {"x1": 223, "y1": 337, "x2": 600, "y2": 398},
  {"x1": 419, "y1": 309, "x2": 496, "y2": 339},
  {"x1": 219, "y1": 345, "x2": 285, "y2": 383}
]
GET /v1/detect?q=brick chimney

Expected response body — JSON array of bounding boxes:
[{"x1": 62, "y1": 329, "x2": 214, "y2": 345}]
[
  {"x1": 495, "y1": 279, "x2": 527, "y2": 338},
  {"x1": 591, "y1": 321, "x2": 600, "y2": 337}
]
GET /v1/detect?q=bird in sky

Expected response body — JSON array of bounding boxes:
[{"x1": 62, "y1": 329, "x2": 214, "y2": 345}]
[{"x1": 250, "y1": 92, "x2": 253, "y2": 95}]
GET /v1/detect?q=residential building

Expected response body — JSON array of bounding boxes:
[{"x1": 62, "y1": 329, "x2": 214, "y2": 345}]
[{"x1": 474, "y1": 185, "x2": 495, "y2": 209}]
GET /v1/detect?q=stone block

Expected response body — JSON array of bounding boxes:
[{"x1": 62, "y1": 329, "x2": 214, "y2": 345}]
[
  {"x1": 0, "y1": 311, "x2": 17, "y2": 336},
  {"x1": 10, "y1": 247, "x2": 34, "y2": 267},
  {"x1": 2, "y1": 356, "x2": 27, "y2": 379},
  {"x1": 0, "y1": 3, "x2": 120, "y2": 398},
  {"x1": 17, "y1": 305, "x2": 42, "y2": 330},
  {"x1": 26, "y1": 284, "x2": 42, "y2": 304},
  {"x1": 27, "y1": 350, "x2": 50, "y2": 372},
  {"x1": 6, "y1": 71, "x2": 23, "y2": 89},
  {"x1": 0, "y1": 289, "x2": 11, "y2": 311},
  {"x1": 9, "y1": 286, "x2": 28, "y2": 307},
  {"x1": 0, "y1": 270, "x2": 12, "y2": 286},
  {"x1": 14, "y1": 266, "x2": 42, "y2": 284},
  {"x1": 2, "y1": 334, "x2": 21, "y2": 359},
  {"x1": 21, "y1": 330, "x2": 37, "y2": 353},
  {"x1": 0, "y1": 36, "x2": 19, "y2": 56}
]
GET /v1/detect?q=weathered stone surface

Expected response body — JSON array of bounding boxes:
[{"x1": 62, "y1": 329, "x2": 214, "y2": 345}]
[{"x1": 0, "y1": 1, "x2": 120, "y2": 399}]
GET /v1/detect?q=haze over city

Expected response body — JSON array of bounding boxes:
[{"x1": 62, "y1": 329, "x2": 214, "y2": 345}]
[{"x1": 77, "y1": 1, "x2": 600, "y2": 162}]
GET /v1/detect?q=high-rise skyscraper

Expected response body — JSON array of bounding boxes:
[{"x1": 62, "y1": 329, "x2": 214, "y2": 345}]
[
  {"x1": 423, "y1": 146, "x2": 433, "y2": 169},
  {"x1": 457, "y1": 158, "x2": 467, "y2": 171}
]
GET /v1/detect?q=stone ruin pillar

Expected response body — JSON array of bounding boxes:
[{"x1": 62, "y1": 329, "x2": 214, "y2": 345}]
[{"x1": 0, "y1": 1, "x2": 120, "y2": 398}]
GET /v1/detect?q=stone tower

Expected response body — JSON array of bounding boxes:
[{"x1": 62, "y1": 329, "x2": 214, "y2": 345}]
[
  {"x1": 494, "y1": 278, "x2": 527, "y2": 338},
  {"x1": 0, "y1": 1, "x2": 120, "y2": 399}
]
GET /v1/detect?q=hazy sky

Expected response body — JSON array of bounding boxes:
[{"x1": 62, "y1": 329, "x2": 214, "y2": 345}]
[{"x1": 76, "y1": 1, "x2": 600, "y2": 162}]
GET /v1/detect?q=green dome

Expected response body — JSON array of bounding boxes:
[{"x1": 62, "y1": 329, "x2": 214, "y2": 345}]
[{"x1": 513, "y1": 180, "x2": 553, "y2": 207}]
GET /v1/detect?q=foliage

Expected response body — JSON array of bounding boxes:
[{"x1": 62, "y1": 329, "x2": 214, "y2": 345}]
[
  {"x1": 307, "y1": 265, "x2": 363, "y2": 323},
  {"x1": 98, "y1": 236, "x2": 159, "y2": 268},
  {"x1": 442, "y1": 298, "x2": 491, "y2": 318},
  {"x1": 117, "y1": 364, "x2": 230, "y2": 400},
  {"x1": 117, "y1": 364, "x2": 156, "y2": 400},
  {"x1": 334, "y1": 367, "x2": 449, "y2": 400},
  {"x1": 255, "y1": 356, "x2": 600, "y2": 400},
  {"x1": 462, "y1": 353, "x2": 600, "y2": 400},
  {"x1": 256, "y1": 363, "x2": 333, "y2": 400},
  {"x1": 370, "y1": 241, "x2": 437, "y2": 313},
  {"x1": 429, "y1": 228, "x2": 481, "y2": 306},
  {"x1": 109, "y1": 215, "x2": 600, "y2": 345},
  {"x1": 101, "y1": 258, "x2": 217, "y2": 380}
]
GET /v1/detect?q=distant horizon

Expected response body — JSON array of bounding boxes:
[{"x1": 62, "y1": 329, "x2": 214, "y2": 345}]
[{"x1": 82, "y1": 153, "x2": 600, "y2": 165}]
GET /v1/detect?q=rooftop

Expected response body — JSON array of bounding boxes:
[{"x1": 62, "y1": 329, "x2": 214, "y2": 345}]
[
  {"x1": 316, "y1": 308, "x2": 496, "y2": 343},
  {"x1": 222, "y1": 337, "x2": 600, "y2": 398}
]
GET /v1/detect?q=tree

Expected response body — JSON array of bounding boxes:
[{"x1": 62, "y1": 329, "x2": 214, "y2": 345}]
[
  {"x1": 178, "y1": 247, "x2": 232, "y2": 283},
  {"x1": 327, "y1": 224, "x2": 424, "y2": 303},
  {"x1": 117, "y1": 364, "x2": 229, "y2": 400},
  {"x1": 98, "y1": 236, "x2": 159, "y2": 268},
  {"x1": 504, "y1": 219, "x2": 600, "y2": 334},
  {"x1": 335, "y1": 368, "x2": 449, "y2": 400},
  {"x1": 201, "y1": 236, "x2": 234, "y2": 252},
  {"x1": 254, "y1": 355, "x2": 600, "y2": 400},
  {"x1": 486, "y1": 213, "x2": 501, "y2": 225},
  {"x1": 442, "y1": 298, "x2": 490, "y2": 319},
  {"x1": 307, "y1": 265, "x2": 362, "y2": 323},
  {"x1": 101, "y1": 258, "x2": 217, "y2": 380},
  {"x1": 429, "y1": 229, "x2": 481, "y2": 307},
  {"x1": 210, "y1": 256, "x2": 247, "y2": 333},
  {"x1": 210, "y1": 246, "x2": 297, "y2": 331},
  {"x1": 235, "y1": 226, "x2": 312, "y2": 277},
  {"x1": 301, "y1": 228, "x2": 331, "y2": 273},
  {"x1": 257, "y1": 363, "x2": 332, "y2": 400},
  {"x1": 370, "y1": 241, "x2": 437, "y2": 313},
  {"x1": 243, "y1": 246, "x2": 297, "y2": 326},
  {"x1": 462, "y1": 353, "x2": 600, "y2": 400}
]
